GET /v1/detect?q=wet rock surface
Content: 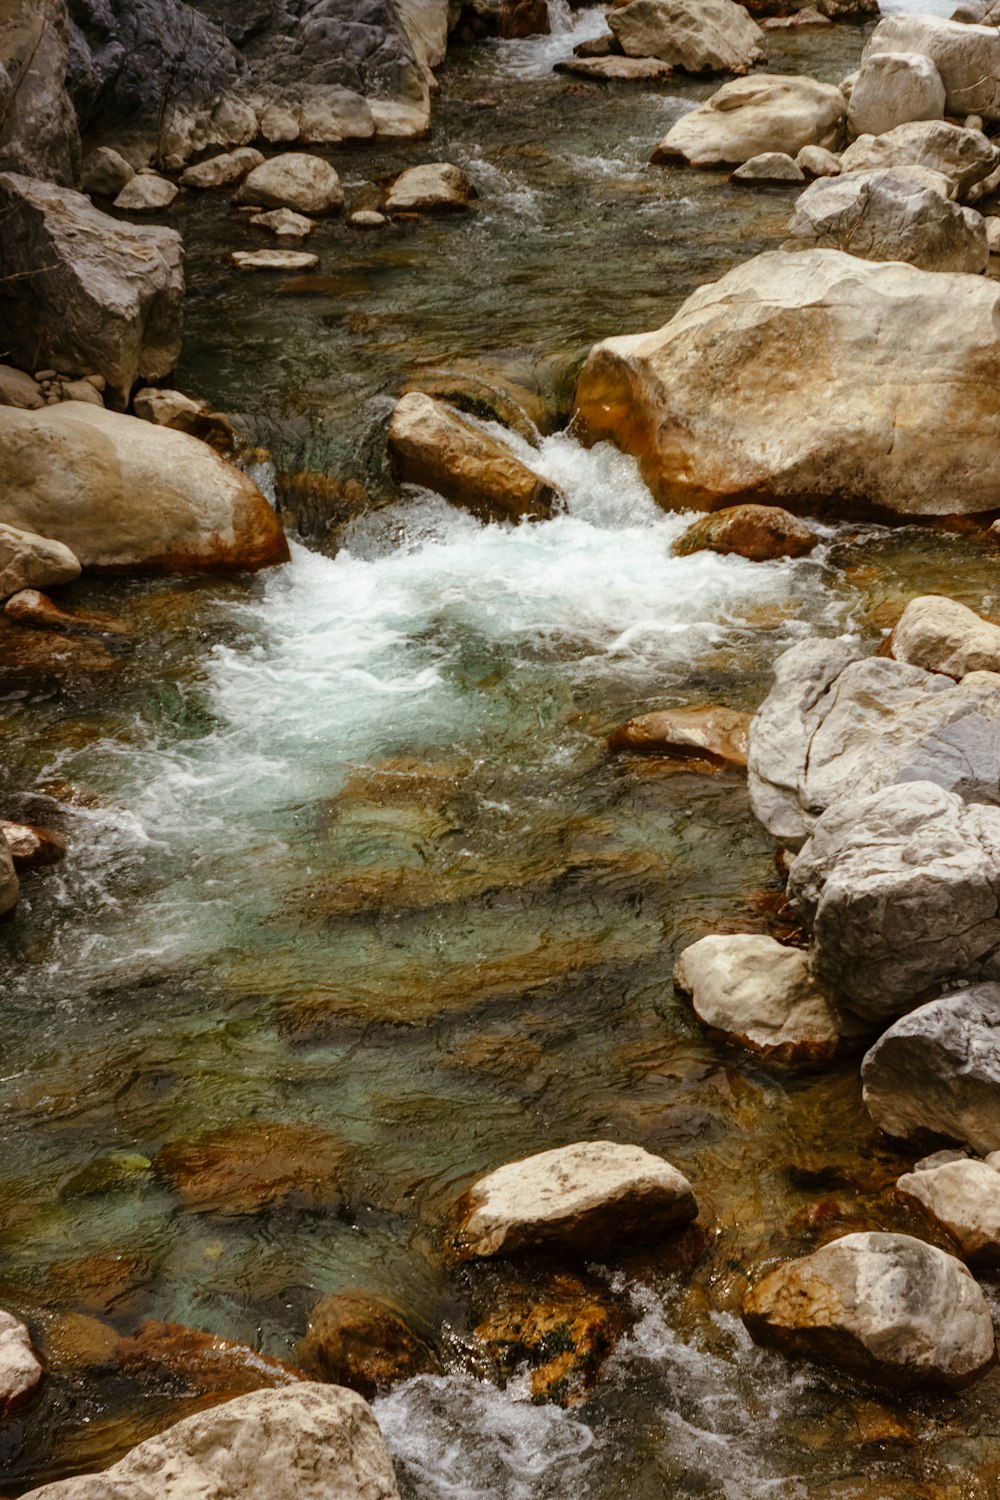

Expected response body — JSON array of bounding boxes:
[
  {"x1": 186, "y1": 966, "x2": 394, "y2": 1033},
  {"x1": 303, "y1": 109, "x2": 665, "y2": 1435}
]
[
  {"x1": 298, "y1": 1292, "x2": 441, "y2": 1398},
  {"x1": 896, "y1": 1157, "x2": 1000, "y2": 1263},
  {"x1": 743, "y1": 1232, "x2": 997, "y2": 1389},
  {"x1": 155, "y1": 1122, "x2": 351, "y2": 1216},
  {"x1": 673, "y1": 504, "x2": 816, "y2": 561},
  {"x1": 608, "y1": 705, "x2": 750, "y2": 769}
]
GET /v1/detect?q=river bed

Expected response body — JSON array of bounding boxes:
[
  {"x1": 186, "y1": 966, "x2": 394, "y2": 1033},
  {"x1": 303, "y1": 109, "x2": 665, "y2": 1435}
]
[{"x1": 3, "y1": 6, "x2": 1000, "y2": 1497}]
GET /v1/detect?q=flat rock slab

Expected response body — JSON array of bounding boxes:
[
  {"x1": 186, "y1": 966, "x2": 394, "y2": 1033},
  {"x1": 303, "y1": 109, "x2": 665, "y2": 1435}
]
[
  {"x1": 451, "y1": 1140, "x2": 697, "y2": 1259},
  {"x1": 897, "y1": 1158, "x2": 1000, "y2": 1263},
  {"x1": 231, "y1": 250, "x2": 319, "y2": 270},
  {"x1": 743, "y1": 1231, "x2": 996, "y2": 1389},
  {"x1": 673, "y1": 932, "x2": 863, "y2": 1066},
  {"x1": 554, "y1": 55, "x2": 675, "y2": 80},
  {"x1": 862, "y1": 983, "x2": 1000, "y2": 1153},
  {"x1": 608, "y1": 704, "x2": 750, "y2": 769},
  {"x1": 18, "y1": 1383, "x2": 401, "y2": 1500}
]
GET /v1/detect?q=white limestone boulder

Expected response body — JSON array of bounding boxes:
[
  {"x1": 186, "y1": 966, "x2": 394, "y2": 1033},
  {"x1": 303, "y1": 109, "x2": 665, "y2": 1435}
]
[
  {"x1": 451, "y1": 1141, "x2": 698, "y2": 1259},
  {"x1": 743, "y1": 1232, "x2": 996, "y2": 1389},
  {"x1": 897, "y1": 1157, "x2": 1000, "y2": 1263},
  {"x1": 862, "y1": 983, "x2": 1000, "y2": 1152},
  {"x1": 651, "y1": 74, "x2": 845, "y2": 167},
  {"x1": 573, "y1": 250, "x2": 1000, "y2": 519},
  {"x1": 0, "y1": 522, "x2": 80, "y2": 600},
  {"x1": 887, "y1": 594, "x2": 1000, "y2": 677},
  {"x1": 840, "y1": 119, "x2": 1000, "y2": 196},
  {"x1": 237, "y1": 154, "x2": 344, "y2": 215},
  {"x1": 864, "y1": 13, "x2": 1000, "y2": 120},
  {"x1": 0, "y1": 1310, "x2": 44, "y2": 1415},
  {"x1": 788, "y1": 781, "x2": 1000, "y2": 1016},
  {"x1": 607, "y1": 0, "x2": 766, "y2": 75},
  {"x1": 783, "y1": 166, "x2": 988, "y2": 273},
  {"x1": 17, "y1": 1383, "x2": 401, "y2": 1499},
  {"x1": 847, "y1": 51, "x2": 946, "y2": 137}
]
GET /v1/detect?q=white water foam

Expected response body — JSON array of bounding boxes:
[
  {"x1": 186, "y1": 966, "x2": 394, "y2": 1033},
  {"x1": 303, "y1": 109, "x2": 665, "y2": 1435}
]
[
  {"x1": 487, "y1": 3, "x2": 610, "y2": 79},
  {"x1": 374, "y1": 1373, "x2": 596, "y2": 1500}
]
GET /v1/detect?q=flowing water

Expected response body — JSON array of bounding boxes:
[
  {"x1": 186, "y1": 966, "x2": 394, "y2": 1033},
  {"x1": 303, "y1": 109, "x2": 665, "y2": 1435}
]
[{"x1": 5, "y1": 6, "x2": 1000, "y2": 1497}]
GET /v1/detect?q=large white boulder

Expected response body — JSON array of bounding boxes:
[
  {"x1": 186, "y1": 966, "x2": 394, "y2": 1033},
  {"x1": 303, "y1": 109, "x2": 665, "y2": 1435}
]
[
  {"x1": 573, "y1": 250, "x2": 1000, "y2": 518},
  {"x1": 862, "y1": 984, "x2": 1000, "y2": 1153},
  {"x1": 783, "y1": 166, "x2": 988, "y2": 272},
  {"x1": 451, "y1": 1141, "x2": 697, "y2": 1259},
  {"x1": 651, "y1": 74, "x2": 845, "y2": 167},
  {"x1": 865, "y1": 13, "x2": 1000, "y2": 120},
  {"x1": 847, "y1": 51, "x2": 946, "y2": 137},
  {"x1": 788, "y1": 781, "x2": 1000, "y2": 1016},
  {"x1": 748, "y1": 641, "x2": 1000, "y2": 848},
  {"x1": 743, "y1": 1232, "x2": 996, "y2": 1389},
  {"x1": 673, "y1": 933, "x2": 859, "y2": 1066},
  {"x1": 0, "y1": 403, "x2": 289, "y2": 574},
  {"x1": 608, "y1": 0, "x2": 766, "y2": 75},
  {"x1": 0, "y1": 173, "x2": 182, "y2": 408},
  {"x1": 840, "y1": 119, "x2": 1000, "y2": 196},
  {"x1": 18, "y1": 1383, "x2": 402, "y2": 1499}
]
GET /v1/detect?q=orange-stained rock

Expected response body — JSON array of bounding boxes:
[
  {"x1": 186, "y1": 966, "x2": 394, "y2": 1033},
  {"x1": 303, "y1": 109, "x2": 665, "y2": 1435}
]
[
  {"x1": 297, "y1": 1291, "x2": 440, "y2": 1399},
  {"x1": 117, "y1": 1320, "x2": 309, "y2": 1395},
  {"x1": 472, "y1": 1273, "x2": 623, "y2": 1404},
  {"x1": 673, "y1": 505, "x2": 816, "y2": 562},
  {"x1": 155, "y1": 1122, "x2": 349, "y2": 1216},
  {"x1": 44, "y1": 1250, "x2": 157, "y2": 1316},
  {"x1": 387, "y1": 392, "x2": 559, "y2": 524},
  {"x1": 0, "y1": 819, "x2": 67, "y2": 869},
  {"x1": 4, "y1": 589, "x2": 126, "y2": 636},
  {"x1": 37, "y1": 1312, "x2": 119, "y2": 1374},
  {"x1": 608, "y1": 704, "x2": 750, "y2": 770}
]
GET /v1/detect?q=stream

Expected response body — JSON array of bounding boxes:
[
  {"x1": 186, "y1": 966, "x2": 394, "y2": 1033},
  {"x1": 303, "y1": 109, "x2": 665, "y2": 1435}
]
[{"x1": 4, "y1": 4, "x2": 1000, "y2": 1496}]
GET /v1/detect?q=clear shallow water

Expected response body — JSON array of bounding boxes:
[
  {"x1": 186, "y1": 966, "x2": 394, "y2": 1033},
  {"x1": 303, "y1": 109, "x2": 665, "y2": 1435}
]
[{"x1": 6, "y1": 6, "x2": 1000, "y2": 1497}]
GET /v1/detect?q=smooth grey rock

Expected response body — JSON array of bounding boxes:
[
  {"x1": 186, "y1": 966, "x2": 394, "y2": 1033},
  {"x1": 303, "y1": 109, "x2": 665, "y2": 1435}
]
[
  {"x1": 0, "y1": 173, "x2": 182, "y2": 408},
  {"x1": 790, "y1": 782, "x2": 1000, "y2": 1016},
  {"x1": 749, "y1": 643, "x2": 1000, "y2": 847},
  {"x1": 840, "y1": 119, "x2": 1000, "y2": 196},
  {"x1": 652, "y1": 74, "x2": 846, "y2": 167},
  {"x1": 784, "y1": 166, "x2": 988, "y2": 273},
  {"x1": 0, "y1": 366, "x2": 44, "y2": 410},
  {"x1": 862, "y1": 983, "x2": 1000, "y2": 1151},
  {"x1": 743, "y1": 1231, "x2": 996, "y2": 1389},
  {"x1": 18, "y1": 1383, "x2": 401, "y2": 1499},
  {"x1": 451, "y1": 1141, "x2": 697, "y2": 1259},
  {"x1": 897, "y1": 1157, "x2": 1000, "y2": 1262},
  {"x1": 847, "y1": 50, "x2": 946, "y2": 137},
  {"x1": 672, "y1": 933, "x2": 861, "y2": 1065},
  {"x1": 796, "y1": 144, "x2": 841, "y2": 176},
  {"x1": 237, "y1": 154, "x2": 344, "y2": 215},
  {"x1": 113, "y1": 173, "x2": 178, "y2": 211},
  {"x1": 81, "y1": 146, "x2": 135, "y2": 197},
  {"x1": 607, "y1": 0, "x2": 765, "y2": 75},
  {"x1": 889, "y1": 594, "x2": 1000, "y2": 677}
]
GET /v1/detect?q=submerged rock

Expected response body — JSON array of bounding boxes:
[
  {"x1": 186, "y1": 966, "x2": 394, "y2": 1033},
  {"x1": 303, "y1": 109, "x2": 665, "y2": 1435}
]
[
  {"x1": 743, "y1": 1232, "x2": 996, "y2": 1389},
  {"x1": 897, "y1": 1158, "x2": 1000, "y2": 1263},
  {"x1": 839, "y1": 119, "x2": 1000, "y2": 196},
  {"x1": 608, "y1": 705, "x2": 750, "y2": 769},
  {"x1": 847, "y1": 51, "x2": 946, "y2": 137},
  {"x1": 651, "y1": 74, "x2": 845, "y2": 167},
  {"x1": 673, "y1": 504, "x2": 815, "y2": 560},
  {"x1": 0, "y1": 1309, "x2": 44, "y2": 1415},
  {"x1": 886, "y1": 594, "x2": 1000, "y2": 678},
  {"x1": 0, "y1": 403, "x2": 289, "y2": 574},
  {"x1": 783, "y1": 166, "x2": 988, "y2": 273},
  {"x1": 17, "y1": 1383, "x2": 402, "y2": 1500},
  {"x1": 237, "y1": 154, "x2": 345, "y2": 215},
  {"x1": 387, "y1": 391, "x2": 558, "y2": 523},
  {"x1": 861, "y1": 984, "x2": 1000, "y2": 1153},
  {"x1": 451, "y1": 1140, "x2": 697, "y2": 1260},
  {"x1": 155, "y1": 1122, "x2": 349, "y2": 1216},
  {"x1": 789, "y1": 781, "x2": 1000, "y2": 1016},
  {"x1": 607, "y1": 0, "x2": 766, "y2": 75},
  {"x1": 573, "y1": 250, "x2": 1000, "y2": 518},
  {"x1": 864, "y1": 13, "x2": 1000, "y2": 120},
  {"x1": 298, "y1": 1292, "x2": 440, "y2": 1399},
  {"x1": 117, "y1": 1320, "x2": 308, "y2": 1395},
  {"x1": 673, "y1": 933, "x2": 860, "y2": 1066},
  {"x1": 0, "y1": 173, "x2": 183, "y2": 408},
  {"x1": 0, "y1": 523, "x2": 80, "y2": 602},
  {"x1": 385, "y1": 162, "x2": 475, "y2": 213}
]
